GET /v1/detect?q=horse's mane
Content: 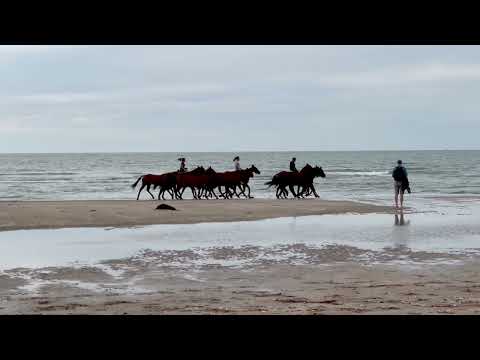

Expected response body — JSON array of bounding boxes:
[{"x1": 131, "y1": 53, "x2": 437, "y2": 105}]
[{"x1": 300, "y1": 163, "x2": 313, "y2": 172}]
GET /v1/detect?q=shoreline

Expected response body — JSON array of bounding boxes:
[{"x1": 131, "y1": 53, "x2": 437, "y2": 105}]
[{"x1": 0, "y1": 199, "x2": 394, "y2": 232}]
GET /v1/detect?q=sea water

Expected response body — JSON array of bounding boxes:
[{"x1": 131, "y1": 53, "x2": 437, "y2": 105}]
[{"x1": 1, "y1": 151, "x2": 479, "y2": 211}]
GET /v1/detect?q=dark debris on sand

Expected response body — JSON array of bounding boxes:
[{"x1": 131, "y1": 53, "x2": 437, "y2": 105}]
[{"x1": 155, "y1": 204, "x2": 177, "y2": 211}]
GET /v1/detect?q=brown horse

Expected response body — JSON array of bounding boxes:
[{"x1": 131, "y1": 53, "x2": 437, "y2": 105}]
[
  {"x1": 175, "y1": 166, "x2": 208, "y2": 200},
  {"x1": 132, "y1": 172, "x2": 177, "y2": 200},
  {"x1": 265, "y1": 164, "x2": 326, "y2": 199},
  {"x1": 199, "y1": 165, "x2": 260, "y2": 199},
  {"x1": 224, "y1": 165, "x2": 260, "y2": 198},
  {"x1": 153, "y1": 171, "x2": 178, "y2": 200},
  {"x1": 203, "y1": 165, "x2": 260, "y2": 199}
]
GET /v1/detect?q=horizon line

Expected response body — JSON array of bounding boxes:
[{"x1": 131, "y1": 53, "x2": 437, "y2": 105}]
[{"x1": 1, "y1": 149, "x2": 480, "y2": 155}]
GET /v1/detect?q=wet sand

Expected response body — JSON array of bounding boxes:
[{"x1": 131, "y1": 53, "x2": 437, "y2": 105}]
[
  {"x1": 0, "y1": 199, "x2": 393, "y2": 232},
  {"x1": 2, "y1": 260, "x2": 480, "y2": 314}
]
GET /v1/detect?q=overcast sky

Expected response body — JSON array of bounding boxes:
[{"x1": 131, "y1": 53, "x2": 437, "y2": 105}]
[{"x1": 1, "y1": 45, "x2": 479, "y2": 153}]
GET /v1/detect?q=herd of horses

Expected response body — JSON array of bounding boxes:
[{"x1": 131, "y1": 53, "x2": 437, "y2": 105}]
[{"x1": 132, "y1": 164, "x2": 326, "y2": 200}]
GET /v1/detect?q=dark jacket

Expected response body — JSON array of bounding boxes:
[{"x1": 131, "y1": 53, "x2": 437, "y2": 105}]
[{"x1": 392, "y1": 166, "x2": 411, "y2": 194}]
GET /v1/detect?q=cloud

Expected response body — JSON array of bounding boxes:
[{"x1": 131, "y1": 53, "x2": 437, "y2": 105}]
[{"x1": 1, "y1": 45, "x2": 480, "y2": 152}]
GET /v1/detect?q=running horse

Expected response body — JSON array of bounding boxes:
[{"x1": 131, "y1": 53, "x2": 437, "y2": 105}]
[{"x1": 265, "y1": 164, "x2": 326, "y2": 199}]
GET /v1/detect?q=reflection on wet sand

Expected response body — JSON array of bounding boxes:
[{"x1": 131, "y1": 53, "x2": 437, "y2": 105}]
[
  {"x1": 392, "y1": 210, "x2": 411, "y2": 250},
  {"x1": 394, "y1": 210, "x2": 410, "y2": 226}
]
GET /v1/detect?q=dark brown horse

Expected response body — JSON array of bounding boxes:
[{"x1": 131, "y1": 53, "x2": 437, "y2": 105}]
[
  {"x1": 175, "y1": 166, "x2": 207, "y2": 199},
  {"x1": 265, "y1": 164, "x2": 326, "y2": 199},
  {"x1": 203, "y1": 165, "x2": 260, "y2": 199},
  {"x1": 132, "y1": 172, "x2": 177, "y2": 200},
  {"x1": 153, "y1": 171, "x2": 178, "y2": 200},
  {"x1": 226, "y1": 165, "x2": 260, "y2": 198}
]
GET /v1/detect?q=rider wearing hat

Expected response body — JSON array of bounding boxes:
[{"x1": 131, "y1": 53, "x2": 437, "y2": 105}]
[{"x1": 233, "y1": 156, "x2": 241, "y2": 171}]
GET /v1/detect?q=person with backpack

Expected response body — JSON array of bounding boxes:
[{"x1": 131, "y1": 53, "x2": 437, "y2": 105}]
[{"x1": 392, "y1": 160, "x2": 410, "y2": 209}]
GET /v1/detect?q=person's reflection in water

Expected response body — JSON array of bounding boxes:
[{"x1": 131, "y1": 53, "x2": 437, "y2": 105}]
[
  {"x1": 391, "y1": 210, "x2": 411, "y2": 250},
  {"x1": 394, "y1": 210, "x2": 410, "y2": 226}
]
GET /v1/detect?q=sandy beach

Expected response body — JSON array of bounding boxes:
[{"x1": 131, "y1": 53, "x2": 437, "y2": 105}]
[
  {"x1": 0, "y1": 199, "x2": 393, "y2": 232},
  {"x1": 2, "y1": 260, "x2": 480, "y2": 315},
  {"x1": 2, "y1": 198, "x2": 479, "y2": 315}
]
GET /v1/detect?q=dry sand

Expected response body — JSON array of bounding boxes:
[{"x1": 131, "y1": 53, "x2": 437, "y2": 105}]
[{"x1": 0, "y1": 199, "x2": 393, "y2": 232}]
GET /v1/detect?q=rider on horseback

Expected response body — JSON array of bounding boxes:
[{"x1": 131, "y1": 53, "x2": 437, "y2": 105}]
[
  {"x1": 233, "y1": 156, "x2": 241, "y2": 171},
  {"x1": 290, "y1": 157, "x2": 298, "y2": 172},
  {"x1": 178, "y1": 157, "x2": 187, "y2": 173}
]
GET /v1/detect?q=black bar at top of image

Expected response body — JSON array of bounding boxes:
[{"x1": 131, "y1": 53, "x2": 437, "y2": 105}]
[{"x1": 1, "y1": 7, "x2": 480, "y2": 45}]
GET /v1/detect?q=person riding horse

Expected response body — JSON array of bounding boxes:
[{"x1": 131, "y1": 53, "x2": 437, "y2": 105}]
[
  {"x1": 178, "y1": 157, "x2": 187, "y2": 173},
  {"x1": 233, "y1": 156, "x2": 241, "y2": 171},
  {"x1": 290, "y1": 157, "x2": 298, "y2": 172}
]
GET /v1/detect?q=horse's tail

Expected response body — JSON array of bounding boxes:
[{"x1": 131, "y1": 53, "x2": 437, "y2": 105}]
[
  {"x1": 131, "y1": 176, "x2": 144, "y2": 189},
  {"x1": 263, "y1": 180, "x2": 277, "y2": 190}
]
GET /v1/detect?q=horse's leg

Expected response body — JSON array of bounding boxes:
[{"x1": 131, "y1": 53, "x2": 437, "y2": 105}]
[
  {"x1": 176, "y1": 186, "x2": 184, "y2": 200},
  {"x1": 276, "y1": 187, "x2": 281, "y2": 199},
  {"x1": 288, "y1": 184, "x2": 298, "y2": 198},
  {"x1": 308, "y1": 186, "x2": 313, "y2": 197},
  {"x1": 191, "y1": 186, "x2": 197, "y2": 199},
  {"x1": 221, "y1": 186, "x2": 229, "y2": 199},
  {"x1": 225, "y1": 186, "x2": 233, "y2": 198},
  {"x1": 245, "y1": 184, "x2": 253, "y2": 198},
  {"x1": 220, "y1": 185, "x2": 230, "y2": 199},
  {"x1": 237, "y1": 184, "x2": 247, "y2": 198},
  {"x1": 297, "y1": 185, "x2": 305, "y2": 199},
  {"x1": 208, "y1": 187, "x2": 216, "y2": 199},
  {"x1": 179, "y1": 187, "x2": 186, "y2": 199},
  {"x1": 240, "y1": 184, "x2": 249, "y2": 198},
  {"x1": 232, "y1": 185, "x2": 241, "y2": 198},
  {"x1": 162, "y1": 187, "x2": 169, "y2": 200},
  {"x1": 158, "y1": 187, "x2": 162, "y2": 200},
  {"x1": 310, "y1": 184, "x2": 320, "y2": 198},
  {"x1": 146, "y1": 184, "x2": 155, "y2": 200},
  {"x1": 137, "y1": 183, "x2": 146, "y2": 200},
  {"x1": 234, "y1": 185, "x2": 245, "y2": 198}
]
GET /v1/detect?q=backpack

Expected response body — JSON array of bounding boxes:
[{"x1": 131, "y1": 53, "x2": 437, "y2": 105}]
[{"x1": 392, "y1": 166, "x2": 405, "y2": 181}]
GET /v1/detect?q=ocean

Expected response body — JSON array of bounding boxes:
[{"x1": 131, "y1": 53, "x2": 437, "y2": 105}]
[{"x1": 1, "y1": 151, "x2": 479, "y2": 210}]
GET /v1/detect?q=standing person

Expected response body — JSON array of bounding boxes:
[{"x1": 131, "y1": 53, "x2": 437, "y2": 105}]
[
  {"x1": 392, "y1": 160, "x2": 409, "y2": 209},
  {"x1": 178, "y1": 157, "x2": 187, "y2": 173},
  {"x1": 233, "y1": 156, "x2": 241, "y2": 171},
  {"x1": 290, "y1": 157, "x2": 298, "y2": 172}
]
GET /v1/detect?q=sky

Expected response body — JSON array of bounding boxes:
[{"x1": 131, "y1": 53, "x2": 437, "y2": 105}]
[{"x1": 1, "y1": 45, "x2": 479, "y2": 153}]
